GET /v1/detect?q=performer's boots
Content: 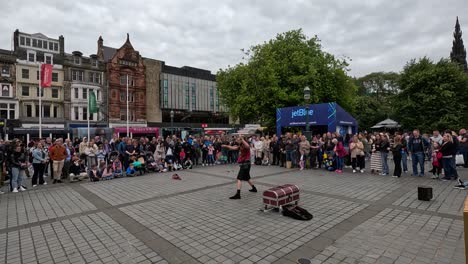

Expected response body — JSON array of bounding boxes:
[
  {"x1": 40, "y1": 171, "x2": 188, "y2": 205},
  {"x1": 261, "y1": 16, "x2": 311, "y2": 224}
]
[
  {"x1": 229, "y1": 190, "x2": 241, "y2": 199},
  {"x1": 249, "y1": 185, "x2": 257, "y2": 192}
]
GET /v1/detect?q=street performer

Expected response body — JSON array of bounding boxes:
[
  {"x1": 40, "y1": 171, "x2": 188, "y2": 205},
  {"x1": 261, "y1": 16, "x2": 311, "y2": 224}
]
[{"x1": 222, "y1": 136, "x2": 257, "y2": 199}]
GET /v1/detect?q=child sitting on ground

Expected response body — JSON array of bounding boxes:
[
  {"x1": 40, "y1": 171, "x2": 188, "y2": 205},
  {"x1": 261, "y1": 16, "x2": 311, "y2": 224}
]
[
  {"x1": 69, "y1": 156, "x2": 87, "y2": 182},
  {"x1": 158, "y1": 158, "x2": 168, "y2": 172},
  {"x1": 112, "y1": 156, "x2": 123, "y2": 177},
  {"x1": 126, "y1": 163, "x2": 136, "y2": 177},
  {"x1": 88, "y1": 164, "x2": 101, "y2": 182},
  {"x1": 101, "y1": 164, "x2": 114, "y2": 180}
]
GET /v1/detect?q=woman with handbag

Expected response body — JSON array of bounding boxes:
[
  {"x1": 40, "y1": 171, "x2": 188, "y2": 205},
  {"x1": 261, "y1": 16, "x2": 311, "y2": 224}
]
[{"x1": 9, "y1": 145, "x2": 28, "y2": 193}]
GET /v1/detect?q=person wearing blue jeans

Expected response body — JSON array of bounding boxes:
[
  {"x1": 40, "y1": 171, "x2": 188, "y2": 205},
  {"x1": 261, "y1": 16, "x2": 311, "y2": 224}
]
[
  {"x1": 408, "y1": 130, "x2": 429, "y2": 177},
  {"x1": 380, "y1": 136, "x2": 390, "y2": 175},
  {"x1": 401, "y1": 151, "x2": 408, "y2": 172},
  {"x1": 9, "y1": 145, "x2": 28, "y2": 193}
]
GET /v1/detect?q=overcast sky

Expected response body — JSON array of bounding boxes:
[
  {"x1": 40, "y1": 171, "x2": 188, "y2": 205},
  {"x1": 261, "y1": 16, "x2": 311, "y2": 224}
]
[{"x1": 1, "y1": 0, "x2": 467, "y2": 77}]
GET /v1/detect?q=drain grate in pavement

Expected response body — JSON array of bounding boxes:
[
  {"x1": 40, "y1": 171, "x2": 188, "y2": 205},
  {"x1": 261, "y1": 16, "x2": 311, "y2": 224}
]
[{"x1": 297, "y1": 258, "x2": 311, "y2": 264}]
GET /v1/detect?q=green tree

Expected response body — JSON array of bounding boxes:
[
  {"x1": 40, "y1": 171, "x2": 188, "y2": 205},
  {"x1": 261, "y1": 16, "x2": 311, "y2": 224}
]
[
  {"x1": 353, "y1": 72, "x2": 399, "y2": 131},
  {"x1": 217, "y1": 29, "x2": 357, "y2": 130},
  {"x1": 394, "y1": 57, "x2": 468, "y2": 132}
]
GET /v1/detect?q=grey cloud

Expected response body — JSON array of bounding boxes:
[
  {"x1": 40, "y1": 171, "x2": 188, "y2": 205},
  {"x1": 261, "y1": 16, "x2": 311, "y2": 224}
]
[{"x1": 1, "y1": 0, "x2": 467, "y2": 76}]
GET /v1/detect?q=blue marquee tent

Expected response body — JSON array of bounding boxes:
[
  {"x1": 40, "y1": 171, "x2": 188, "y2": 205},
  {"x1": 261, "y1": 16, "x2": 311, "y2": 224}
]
[{"x1": 276, "y1": 102, "x2": 358, "y2": 136}]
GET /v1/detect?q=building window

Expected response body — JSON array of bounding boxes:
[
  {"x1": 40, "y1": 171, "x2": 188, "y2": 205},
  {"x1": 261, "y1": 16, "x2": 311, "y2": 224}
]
[
  {"x1": 1, "y1": 84, "x2": 11, "y2": 97},
  {"x1": 74, "y1": 56, "x2": 81, "y2": 65},
  {"x1": 191, "y1": 83, "x2": 196, "y2": 110},
  {"x1": 215, "y1": 88, "x2": 219, "y2": 111},
  {"x1": 163, "y1": 79, "x2": 168, "y2": 108},
  {"x1": 43, "y1": 41, "x2": 47, "y2": 50},
  {"x1": 49, "y1": 42, "x2": 54, "y2": 50},
  {"x1": 22, "y1": 86, "x2": 29, "y2": 96},
  {"x1": 38, "y1": 40, "x2": 42, "y2": 49},
  {"x1": 52, "y1": 72, "x2": 58, "y2": 82},
  {"x1": 74, "y1": 88, "x2": 79, "y2": 99},
  {"x1": 22, "y1": 69, "x2": 29, "y2": 79},
  {"x1": 89, "y1": 72, "x2": 101, "y2": 84},
  {"x1": 54, "y1": 43, "x2": 58, "y2": 51},
  {"x1": 92, "y1": 59, "x2": 98, "y2": 67},
  {"x1": 82, "y1": 107, "x2": 87, "y2": 120},
  {"x1": 45, "y1": 54, "x2": 53, "y2": 64},
  {"x1": 53, "y1": 106, "x2": 58, "y2": 118},
  {"x1": 74, "y1": 107, "x2": 79, "y2": 120},
  {"x1": 35, "y1": 105, "x2": 39, "y2": 117},
  {"x1": 26, "y1": 104, "x2": 32, "y2": 117},
  {"x1": 28, "y1": 52, "x2": 35, "y2": 62},
  {"x1": 43, "y1": 105, "x2": 50, "y2": 118},
  {"x1": 184, "y1": 82, "x2": 189, "y2": 109},
  {"x1": 36, "y1": 70, "x2": 39, "y2": 80},
  {"x1": 37, "y1": 87, "x2": 43, "y2": 97},
  {"x1": 89, "y1": 112, "x2": 94, "y2": 121},
  {"x1": 209, "y1": 86, "x2": 214, "y2": 111},
  {"x1": 120, "y1": 110, "x2": 135, "y2": 121},
  {"x1": 0, "y1": 103, "x2": 16, "y2": 119},
  {"x1": 26, "y1": 38, "x2": 31, "y2": 46},
  {"x1": 51, "y1": 88, "x2": 59, "y2": 98},
  {"x1": 1, "y1": 65, "x2": 9, "y2": 76},
  {"x1": 72, "y1": 70, "x2": 84, "y2": 81},
  {"x1": 120, "y1": 75, "x2": 134, "y2": 86},
  {"x1": 32, "y1": 39, "x2": 37, "y2": 48},
  {"x1": 20, "y1": 36, "x2": 25, "y2": 45},
  {"x1": 82, "y1": 88, "x2": 87, "y2": 99},
  {"x1": 97, "y1": 90, "x2": 100, "y2": 101}
]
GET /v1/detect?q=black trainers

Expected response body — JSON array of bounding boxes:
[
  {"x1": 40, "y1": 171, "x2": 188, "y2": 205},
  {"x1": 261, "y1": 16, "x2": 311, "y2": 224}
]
[
  {"x1": 229, "y1": 194, "x2": 241, "y2": 199},
  {"x1": 458, "y1": 178, "x2": 464, "y2": 186},
  {"x1": 249, "y1": 186, "x2": 258, "y2": 193}
]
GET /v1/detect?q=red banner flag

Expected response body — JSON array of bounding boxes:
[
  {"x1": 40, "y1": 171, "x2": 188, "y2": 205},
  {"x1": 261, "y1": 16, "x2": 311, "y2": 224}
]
[{"x1": 40, "y1": 64, "x2": 53, "y2": 88}]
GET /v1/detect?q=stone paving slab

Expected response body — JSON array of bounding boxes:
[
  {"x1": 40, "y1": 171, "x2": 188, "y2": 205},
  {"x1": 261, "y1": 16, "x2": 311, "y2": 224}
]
[
  {"x1": 255, "y1": 169, "x2": 405, "y2": 202},
  {"x1": 0, "y1": 186, "x2": 96, "y2": 230},
  {"x1": 82, "y1": 172, "x2": 231, "y2": 206},
  {"x1": 309, "y1": 208, "x2": 465, "y2": 264},
  {"x1": 393, "y1": 178, "x2": 468, "y2": 216},
  {"x1": 0, "y1": 212, "x2": 168, "y2": 264},
  {"x1": 191, "y1": 164, "x2": 291, "y2": 178},
  {"x1": 120, "y1": 184, "x2": 368, "y2": 264}
]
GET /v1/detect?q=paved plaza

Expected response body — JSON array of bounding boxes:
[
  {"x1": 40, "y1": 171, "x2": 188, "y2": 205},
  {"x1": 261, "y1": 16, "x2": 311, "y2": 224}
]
[{"x1": 0, "y1": 165, "x2": 467, "y2": 264}]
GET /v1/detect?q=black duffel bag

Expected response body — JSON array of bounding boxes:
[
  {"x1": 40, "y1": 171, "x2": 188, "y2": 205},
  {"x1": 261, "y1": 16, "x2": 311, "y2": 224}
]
[{"x1": 282, "y1": 205, "x2": 313, "y2": 221}]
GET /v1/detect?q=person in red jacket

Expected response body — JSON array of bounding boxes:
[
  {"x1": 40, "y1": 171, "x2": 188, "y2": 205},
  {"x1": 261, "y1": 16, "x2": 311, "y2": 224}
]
[
  {"x1": 333, "y1": 138, "x2": 346, "y2": 173},
  {"x1": 430, "y1": 142, "x2": 443, "y2": 179},
  {"x1": 222, "y1": 136, "x2": 257, "y2": 199}
]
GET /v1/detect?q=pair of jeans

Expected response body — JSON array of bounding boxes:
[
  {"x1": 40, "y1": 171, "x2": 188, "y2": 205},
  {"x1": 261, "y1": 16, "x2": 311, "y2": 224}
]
[
  {"x1": 401, "y1": 151, "x2": 408, "y2": 171},
  {"x1": 11, "y1": 167, "x2": 25, "y2": 190},
  {"x1": 393, "y1": 155, "x2": 402, "y2": 177},
  {"x1": 32, "y1": 163, "x2": 46, "y2": 185},
  {"x1": 286, "y1": 150, "x2": 294, "y2": 163},
  {"x1": 411, "y1": 152, "x2": 425, "y2": 176},
  {"x1": 381, "y1": 152, "x2": 389, "y2": 174},
  {"x1": 442, "y1": 158, "x2": 453, "y2": 178},
  {"x1": 336, "y1": 156, "x2": 344, "y2": 170},
  {"x1": 461, "y1": 149, "x2": 468, "y2": 168},
  {"x1": 207, "y1": 154, "x2": 214, "y2": 165}
]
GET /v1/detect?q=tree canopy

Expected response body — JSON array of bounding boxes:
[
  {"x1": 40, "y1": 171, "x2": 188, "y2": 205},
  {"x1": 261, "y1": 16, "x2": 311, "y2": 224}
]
[
  {"x1": 394, "y1": 57, "x2": 468, "y2": 132},
  {"x1": 217, "y1": 29, "x2": 357, "y2": 130}
]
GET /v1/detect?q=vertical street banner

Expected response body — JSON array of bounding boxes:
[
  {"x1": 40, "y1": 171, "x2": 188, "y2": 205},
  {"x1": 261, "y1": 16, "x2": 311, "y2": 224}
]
[
  {"x1": 89, "y1": 91, "x2": 97, "y2": 114},
  {"x1": 40, "y1": 64, "x2": 53, "y2": 87}
]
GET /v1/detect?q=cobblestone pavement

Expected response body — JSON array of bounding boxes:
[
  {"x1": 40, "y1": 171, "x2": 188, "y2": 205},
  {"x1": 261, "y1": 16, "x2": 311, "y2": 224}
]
[{"x1": 0, "y1": 164, "x2": 466, "y2": 263}]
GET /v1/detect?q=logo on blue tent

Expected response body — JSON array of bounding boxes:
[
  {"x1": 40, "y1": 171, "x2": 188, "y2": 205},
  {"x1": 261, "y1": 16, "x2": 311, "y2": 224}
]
[{"x1": 291, "y1": 108, "x2": 314, "y2": 118}]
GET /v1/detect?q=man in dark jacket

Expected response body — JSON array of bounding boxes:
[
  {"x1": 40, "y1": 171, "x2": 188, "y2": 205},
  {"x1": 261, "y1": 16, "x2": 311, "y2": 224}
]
[{"x1": 408, "y1": 129, "x2": 430, "y2": 177}]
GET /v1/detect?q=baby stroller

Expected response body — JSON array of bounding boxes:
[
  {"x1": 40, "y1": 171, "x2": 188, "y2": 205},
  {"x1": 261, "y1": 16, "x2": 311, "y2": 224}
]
[
  {"x1": 146, "y1": 153, "x2": 158, "y2": 172},
  {"x1": 324, "y1": 154, "x2": 337, "y2": 172}
]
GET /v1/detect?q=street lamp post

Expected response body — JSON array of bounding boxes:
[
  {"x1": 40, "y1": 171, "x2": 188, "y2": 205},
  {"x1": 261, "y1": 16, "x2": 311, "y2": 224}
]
[
  {"x1": 303, "y1": 86, "x2": 311, "y2": 141},
  {"x1": 170, "y1": 110, "x2": 174, "y2": 136}
]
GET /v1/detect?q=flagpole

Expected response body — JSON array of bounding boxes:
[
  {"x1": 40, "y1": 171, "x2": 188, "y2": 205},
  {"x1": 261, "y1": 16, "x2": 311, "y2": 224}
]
[
  {"x1": 39, "y1": 63, "x2": 42, "y2": 139},
  {"x1": 126, "y1": 74, "x2": 129, "y2": 138}
]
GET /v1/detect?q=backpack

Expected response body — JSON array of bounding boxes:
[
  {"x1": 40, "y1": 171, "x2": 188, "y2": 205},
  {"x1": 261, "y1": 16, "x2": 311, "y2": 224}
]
[{"x1": 282, "y1": 205, "x2": 313, "y2": 221}]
